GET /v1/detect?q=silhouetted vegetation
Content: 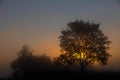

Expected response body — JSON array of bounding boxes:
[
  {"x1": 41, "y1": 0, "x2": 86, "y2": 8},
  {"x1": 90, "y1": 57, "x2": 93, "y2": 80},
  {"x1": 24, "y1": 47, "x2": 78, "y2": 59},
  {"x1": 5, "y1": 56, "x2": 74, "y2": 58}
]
[
  {"x1": 0, "y1": 44, "x2": 118, "y2": 80},
  {"x1": 1, "y1": 20, "x2": 120, "y2": 80},
  {"x1": 10, "y1": 45, "x2": 54, "y2": 80},
  {"x1": 54, "y1": 20, "x2": 111, "y2": 73}
]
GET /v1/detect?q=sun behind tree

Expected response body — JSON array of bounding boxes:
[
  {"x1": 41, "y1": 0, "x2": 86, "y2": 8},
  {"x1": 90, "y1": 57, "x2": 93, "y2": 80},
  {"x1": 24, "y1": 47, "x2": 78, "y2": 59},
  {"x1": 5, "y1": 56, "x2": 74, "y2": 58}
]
[{"x1": 54, "y1": 20, "x2": 111, "y2": 73}]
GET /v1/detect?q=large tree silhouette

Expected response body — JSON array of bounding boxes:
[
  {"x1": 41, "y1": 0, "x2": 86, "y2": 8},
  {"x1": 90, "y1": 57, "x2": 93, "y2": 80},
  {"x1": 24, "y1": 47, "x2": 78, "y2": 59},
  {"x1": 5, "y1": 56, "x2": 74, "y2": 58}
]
[{"x1": 54, "y1": 20, "x2": 111, "y2": 73}]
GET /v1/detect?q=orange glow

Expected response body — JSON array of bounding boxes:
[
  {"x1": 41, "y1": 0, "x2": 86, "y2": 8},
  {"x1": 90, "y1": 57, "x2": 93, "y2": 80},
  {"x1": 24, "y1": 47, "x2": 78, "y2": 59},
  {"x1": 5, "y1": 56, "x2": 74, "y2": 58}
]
[{"x1": 33, "y1": 38, "x2": 61, "y2": 59}]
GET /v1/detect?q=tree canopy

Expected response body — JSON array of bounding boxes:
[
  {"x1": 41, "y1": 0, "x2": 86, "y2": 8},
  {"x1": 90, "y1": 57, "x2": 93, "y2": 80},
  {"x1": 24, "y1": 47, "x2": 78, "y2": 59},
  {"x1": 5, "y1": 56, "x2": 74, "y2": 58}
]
[
  {"x1": 11, "y1": 45, "x2": 52, "y2": 80},
  {"x1": 54, "y1": 20, "x2": 111, "y2": 72}
]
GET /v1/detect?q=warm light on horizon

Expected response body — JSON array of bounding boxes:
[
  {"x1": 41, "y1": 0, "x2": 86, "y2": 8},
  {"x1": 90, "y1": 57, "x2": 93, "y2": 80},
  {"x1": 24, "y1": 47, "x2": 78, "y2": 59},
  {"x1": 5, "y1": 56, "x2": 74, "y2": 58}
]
[{"x1": 0, "y1": 0, "x2": 120, "y2": 77}]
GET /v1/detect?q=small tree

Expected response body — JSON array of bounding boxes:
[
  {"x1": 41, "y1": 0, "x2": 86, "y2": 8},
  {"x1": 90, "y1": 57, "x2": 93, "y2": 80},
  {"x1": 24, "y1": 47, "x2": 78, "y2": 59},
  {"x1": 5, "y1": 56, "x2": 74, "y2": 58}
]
[
  {"x1": 11, "y1": 45, "x2": 33, "y2": 79},
  {"x1": 54, "y1": 20, "x2": 111, "y2": 73},
  {"x1": 11, "y1": 45, "x2": 53, "y2": 79}
]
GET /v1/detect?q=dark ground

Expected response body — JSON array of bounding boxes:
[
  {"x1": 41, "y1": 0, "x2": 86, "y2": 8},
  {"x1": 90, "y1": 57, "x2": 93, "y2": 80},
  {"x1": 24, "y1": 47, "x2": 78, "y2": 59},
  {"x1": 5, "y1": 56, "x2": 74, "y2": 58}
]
[{"x1": 1, "y1": 70, "x2": 120, "y2": 80}]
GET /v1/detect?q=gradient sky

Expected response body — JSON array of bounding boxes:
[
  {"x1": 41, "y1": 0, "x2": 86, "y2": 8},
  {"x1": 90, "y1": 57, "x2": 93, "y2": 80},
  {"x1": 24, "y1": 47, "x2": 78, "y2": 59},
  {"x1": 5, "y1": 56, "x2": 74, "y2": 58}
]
[{"x1": 0, "y1": 0, "x2": 120, "y2": 77}]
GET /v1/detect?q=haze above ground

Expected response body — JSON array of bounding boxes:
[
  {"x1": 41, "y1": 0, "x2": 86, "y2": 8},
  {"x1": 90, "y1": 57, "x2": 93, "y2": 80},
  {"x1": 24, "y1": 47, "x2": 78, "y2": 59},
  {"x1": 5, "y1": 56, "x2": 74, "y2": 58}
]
[{"x1": 0, "y1": 0, "x2": 120, "y2": 77}]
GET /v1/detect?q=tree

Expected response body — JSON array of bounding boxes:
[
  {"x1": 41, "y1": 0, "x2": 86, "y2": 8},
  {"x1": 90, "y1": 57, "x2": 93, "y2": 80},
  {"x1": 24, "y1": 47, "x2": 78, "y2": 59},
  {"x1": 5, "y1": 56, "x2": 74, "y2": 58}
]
[
  {"x1": 11, "y1": 45, "x2": 33, "y2": 80},
  {"x1": 54, "y1": 20, "x2": 111, "y2": 73},
  {"x1": 11, "y1": 45, "x2": 53, "y2": 80}
]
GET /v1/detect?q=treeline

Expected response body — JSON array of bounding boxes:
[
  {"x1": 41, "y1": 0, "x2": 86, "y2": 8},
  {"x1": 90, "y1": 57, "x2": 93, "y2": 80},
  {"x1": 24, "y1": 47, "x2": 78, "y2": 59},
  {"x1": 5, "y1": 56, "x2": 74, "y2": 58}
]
[
  {"x1": 0, "y1": 45, "x2": 120, "y2": 80},
  {"x1": 4, "y1": 45, "x2": 83, "y2": 80}
]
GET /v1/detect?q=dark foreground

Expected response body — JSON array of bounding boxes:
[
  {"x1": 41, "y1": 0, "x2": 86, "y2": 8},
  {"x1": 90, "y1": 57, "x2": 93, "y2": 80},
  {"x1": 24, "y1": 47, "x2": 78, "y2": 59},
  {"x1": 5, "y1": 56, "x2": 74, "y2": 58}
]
[{"x1": 1, "y1": 70, "x2": 120, "y2": 80}]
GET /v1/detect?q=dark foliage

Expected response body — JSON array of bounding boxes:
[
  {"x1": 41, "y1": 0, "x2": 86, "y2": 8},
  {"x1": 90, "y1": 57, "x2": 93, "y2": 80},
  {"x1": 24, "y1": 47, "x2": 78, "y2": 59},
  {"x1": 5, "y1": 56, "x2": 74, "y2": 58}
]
[
  {"x1": 54, "y1": 20, "x2": 111, "y2": 72},
  {"x1": 11, "y1": 45, "x2": 53, "y2": 80},
  {"x1": 8, "y1": 45, "x2": 120, "y2": 80},
  {"x1": 3, "y1": 20, "x2": 114, "y2": 80}
]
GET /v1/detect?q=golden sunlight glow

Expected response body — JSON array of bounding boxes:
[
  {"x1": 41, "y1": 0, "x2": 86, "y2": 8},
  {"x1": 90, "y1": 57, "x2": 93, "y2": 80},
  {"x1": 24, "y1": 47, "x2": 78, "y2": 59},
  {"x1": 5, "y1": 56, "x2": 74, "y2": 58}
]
[
  {"x1": 73, "y1": 53, "x2": 80, "y2": 59},
  {"x1": 73, "y1": 52, "x2": 86, "y2": 59}
]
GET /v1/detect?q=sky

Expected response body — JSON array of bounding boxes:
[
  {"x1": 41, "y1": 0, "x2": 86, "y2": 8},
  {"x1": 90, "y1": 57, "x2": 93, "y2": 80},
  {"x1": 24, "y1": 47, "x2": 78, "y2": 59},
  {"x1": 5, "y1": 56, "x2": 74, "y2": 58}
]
[{"x1": 0, "y1": 0, "x2": 120, "y2": 77}]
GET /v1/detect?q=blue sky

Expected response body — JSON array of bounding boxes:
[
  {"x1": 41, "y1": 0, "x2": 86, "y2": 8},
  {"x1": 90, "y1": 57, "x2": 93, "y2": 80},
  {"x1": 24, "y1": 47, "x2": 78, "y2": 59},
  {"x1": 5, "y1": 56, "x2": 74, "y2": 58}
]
[{"x1": 0, "y1": 0, "x2": 120, "y2": 77}]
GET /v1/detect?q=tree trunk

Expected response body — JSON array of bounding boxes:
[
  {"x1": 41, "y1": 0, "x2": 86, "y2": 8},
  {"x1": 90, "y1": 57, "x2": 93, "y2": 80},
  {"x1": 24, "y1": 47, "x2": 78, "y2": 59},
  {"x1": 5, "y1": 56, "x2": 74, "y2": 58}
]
[
  {"x1": 81, "y1": 66, "x2": 84, "y2": 73},
  {"x1": 81, "y1": 65, "x2": 85, "y2": 79}
]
